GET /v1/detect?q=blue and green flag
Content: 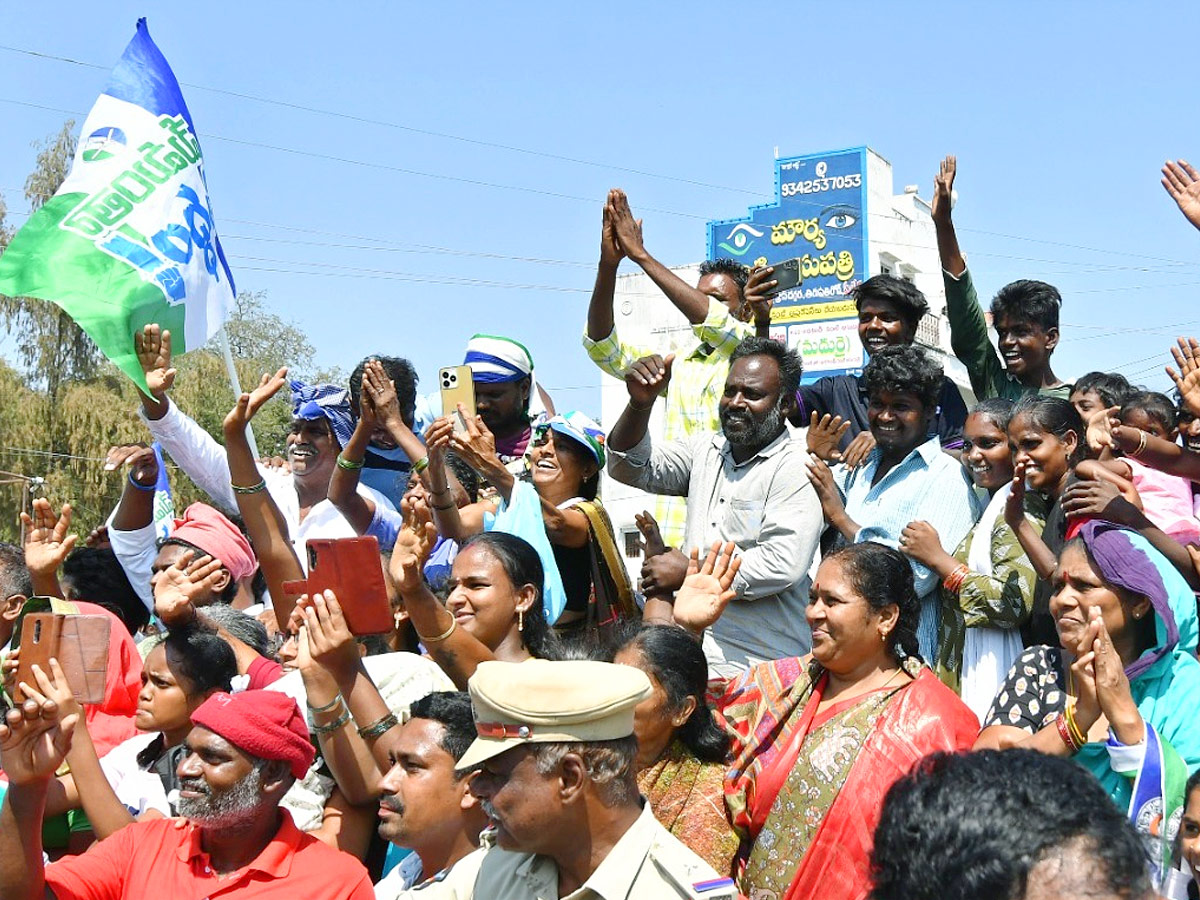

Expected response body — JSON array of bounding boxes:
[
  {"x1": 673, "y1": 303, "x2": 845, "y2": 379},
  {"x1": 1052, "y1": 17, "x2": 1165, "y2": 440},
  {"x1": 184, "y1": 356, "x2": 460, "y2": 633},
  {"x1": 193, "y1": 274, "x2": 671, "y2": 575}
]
[{"x1": 0, "y1": 18, "x2": 234, "y2": 392}]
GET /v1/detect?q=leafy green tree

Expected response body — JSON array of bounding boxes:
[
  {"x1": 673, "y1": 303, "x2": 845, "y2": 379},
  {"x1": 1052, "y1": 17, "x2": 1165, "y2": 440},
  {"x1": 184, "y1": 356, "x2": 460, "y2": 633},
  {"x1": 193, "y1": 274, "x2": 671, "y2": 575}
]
[{"x1": 0, "y1": 121, "x2": 102, "y2": 417}]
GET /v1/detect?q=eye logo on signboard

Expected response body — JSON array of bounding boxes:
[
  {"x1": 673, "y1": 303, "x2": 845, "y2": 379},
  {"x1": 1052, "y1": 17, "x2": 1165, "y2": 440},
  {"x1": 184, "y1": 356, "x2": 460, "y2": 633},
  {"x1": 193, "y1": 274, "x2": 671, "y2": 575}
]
[
  {"x1": 716, "y1": 223, "x2": 764, "y2": 257},
  {"x1": 706, "y1": 147, "x2": 870, "y2": 382}
]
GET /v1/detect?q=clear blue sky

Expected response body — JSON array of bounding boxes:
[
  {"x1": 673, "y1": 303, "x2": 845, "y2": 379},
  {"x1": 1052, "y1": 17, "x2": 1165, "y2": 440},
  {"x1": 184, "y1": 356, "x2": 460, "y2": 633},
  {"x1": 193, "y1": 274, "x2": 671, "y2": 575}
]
[{"x1": 3, "y1": 1, "x2": 1200, "y2": 417}]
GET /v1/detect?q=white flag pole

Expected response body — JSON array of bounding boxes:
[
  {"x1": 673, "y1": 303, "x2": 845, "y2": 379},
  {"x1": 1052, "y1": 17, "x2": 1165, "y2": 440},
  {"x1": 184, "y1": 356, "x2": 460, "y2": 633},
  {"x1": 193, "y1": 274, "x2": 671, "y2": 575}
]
[{"x1": 217, "y1": 327, "x2": 260, "y2": 460}]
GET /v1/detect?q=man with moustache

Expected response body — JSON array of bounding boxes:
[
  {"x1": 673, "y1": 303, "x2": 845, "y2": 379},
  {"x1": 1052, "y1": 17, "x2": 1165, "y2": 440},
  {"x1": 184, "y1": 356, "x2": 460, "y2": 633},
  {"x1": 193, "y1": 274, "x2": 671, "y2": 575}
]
[
  {"x1": 132, "y1": 324, "x2": 394, "y2": 568},
  {"x1": 389, "y1": 660, "x2": 733, "y2": 900},
  {"x1": 0, "y1": 687, "x2": 373, "y2": 900},
  {"x1": 373, "y1": 692, "x2": 488, "y2": 897},
  {"x1": 607, "y1": 337, "x2": 823, "y2": 677}
]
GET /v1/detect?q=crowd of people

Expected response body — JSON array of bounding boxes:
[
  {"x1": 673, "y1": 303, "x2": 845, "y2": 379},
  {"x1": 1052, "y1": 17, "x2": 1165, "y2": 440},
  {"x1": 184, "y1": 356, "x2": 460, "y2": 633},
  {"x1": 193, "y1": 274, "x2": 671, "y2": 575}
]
[{"x1": 2, "y1": 156, "x2": 1200, "y2": 899}]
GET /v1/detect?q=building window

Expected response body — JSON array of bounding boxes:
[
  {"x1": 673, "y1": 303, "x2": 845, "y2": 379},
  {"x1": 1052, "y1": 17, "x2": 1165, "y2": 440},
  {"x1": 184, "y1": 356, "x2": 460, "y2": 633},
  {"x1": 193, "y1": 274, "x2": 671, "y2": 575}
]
[{"x1": 622, "y1": 529, "x2": 642, "y2": 559}]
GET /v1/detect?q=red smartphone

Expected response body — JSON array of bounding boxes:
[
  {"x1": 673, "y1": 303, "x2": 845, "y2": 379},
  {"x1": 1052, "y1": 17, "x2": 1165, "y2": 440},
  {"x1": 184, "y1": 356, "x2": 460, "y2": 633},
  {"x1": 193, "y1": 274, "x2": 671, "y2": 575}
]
[{"x1": 282, "y1": 537, "x2": 393, "y2": 635}]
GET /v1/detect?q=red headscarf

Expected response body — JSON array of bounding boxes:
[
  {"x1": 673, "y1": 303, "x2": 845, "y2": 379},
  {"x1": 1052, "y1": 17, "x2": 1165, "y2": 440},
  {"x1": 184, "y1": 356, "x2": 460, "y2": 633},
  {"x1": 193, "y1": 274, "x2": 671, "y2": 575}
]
[{"x1": 170, "y1": 503, "x2": 257, "y2": 581}]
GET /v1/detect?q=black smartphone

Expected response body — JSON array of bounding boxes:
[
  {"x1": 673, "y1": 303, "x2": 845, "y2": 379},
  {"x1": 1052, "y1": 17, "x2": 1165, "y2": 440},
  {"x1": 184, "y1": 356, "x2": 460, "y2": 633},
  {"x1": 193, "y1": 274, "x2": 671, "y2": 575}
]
[{"x1": 765, "y1": 258, "x2": 802, "y2": 296}]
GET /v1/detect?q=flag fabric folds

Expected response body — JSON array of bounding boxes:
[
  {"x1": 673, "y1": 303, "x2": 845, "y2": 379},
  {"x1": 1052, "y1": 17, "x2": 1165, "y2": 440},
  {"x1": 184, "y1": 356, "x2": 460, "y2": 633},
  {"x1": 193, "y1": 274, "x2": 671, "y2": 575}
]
[{"x1": 0, "y1": 18, "x2": 234, "y2": 392}]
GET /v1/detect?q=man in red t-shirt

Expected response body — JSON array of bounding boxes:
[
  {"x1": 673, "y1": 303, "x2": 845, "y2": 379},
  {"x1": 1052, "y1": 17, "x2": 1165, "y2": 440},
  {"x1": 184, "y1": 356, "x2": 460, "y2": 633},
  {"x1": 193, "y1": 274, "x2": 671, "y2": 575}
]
[{"x1": 0, "y1": 687, "x2": 372, "y2": 900}]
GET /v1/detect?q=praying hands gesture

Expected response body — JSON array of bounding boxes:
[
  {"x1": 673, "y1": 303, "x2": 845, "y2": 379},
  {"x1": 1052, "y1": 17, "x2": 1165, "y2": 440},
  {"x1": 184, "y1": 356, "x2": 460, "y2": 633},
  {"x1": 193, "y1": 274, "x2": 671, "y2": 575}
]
[
  {"x1": 671, "y1": 542, "x2": 742, "y2": 635},
  {"x1": 361, "y1": 359, "x2": 403, "y2": 432},
  {"x1": 1162, "y1": 159, "x2": 1200, "y2": 232},
  {"x1": 607, "y1": 189, "x2": 646, "y2": 264},
  {"x1": 599, "y1": 191, "x2": 626, "y2": 268},
  {"x1": 21, "y1": 498, "x2": 76, "y2": 596},
  {"x1": 153, "y1": 549, "x2": 226, "y2": 626},
  {"x1": 1070, "y1": 608, "x2": 1143, "y2": 746}
]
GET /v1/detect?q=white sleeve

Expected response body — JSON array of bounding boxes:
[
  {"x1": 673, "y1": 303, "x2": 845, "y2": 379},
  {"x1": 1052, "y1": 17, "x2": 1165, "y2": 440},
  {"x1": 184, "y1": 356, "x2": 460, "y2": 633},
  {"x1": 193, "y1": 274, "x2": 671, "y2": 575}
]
[
  {"x1": 141, "y1": 399, "x2": 240, "y2": 514},
  {"x1": 105, "y1": 513, "x2": 158, "y2": 612}
]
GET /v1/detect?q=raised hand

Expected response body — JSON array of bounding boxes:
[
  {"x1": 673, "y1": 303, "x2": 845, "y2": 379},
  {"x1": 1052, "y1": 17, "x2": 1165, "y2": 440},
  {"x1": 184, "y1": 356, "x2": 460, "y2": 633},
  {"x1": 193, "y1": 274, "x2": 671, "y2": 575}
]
[
  {"x1": 134, "y1": 323, "x2": 176, "y2": 398},
  {"x1": 299, "y1": 590, "x2": 360, "y2": 680},
  {"x1": 153, "y1": 549, "x2": 225, "y2": 626},
  {"x1": 448, "y1": 406, "x2": 499, "y2": 473},
  {"x1": 806, "y1": 412, "x2": 850, "y2": 462},
  {"x1": 672, "y1": 542, "x2": 742, "y2": 634},
  {"x1": 390, "y1": 498, "x2": 438, "y2": 593},
  {"x1": 743, "y1": 266, "x2": 776, "y2": 323},
  {"x1": 634, "y1": 510, "x2": 667, "y2": 558},
  {"x1": 1162, "y1": 159, "x2": 1200, "y2": 232},
  {"x1": 0, "y1": 684, "x2": 79, "y2": 785},
  {"x1": 1083, "y1": 406, "x2": 1121, "y2": 454},
  {"x1": 600, "y1": 191, "x2": 625, "y2": 267},
  {"x1": 223, "y1": 366, "x2": 289, "y2": 437},
  {"x1": 20, "y1": 498, "x2": 76, "y2": 580},
  {"x1": 1003, "y1": 462, "x2": 1028, "y2": 529},
  {"x1": 625, "y1": 354, "x2": 674, "y2": 410},
  {"x1": 606, "y1": 189, "x2": 645, "y2": 261},
  {"x1": 841, "y1": 430, "x2": 876, "y2": 469},
  {"x1": 931, "y1": 155, "x2": 956, "y2": 223},
  {"x1": 105, "y1": 442, "x2": 158, "y2": 488},
  {"x1": 1167, "y1": 337, "x2": 1200, "y2": 418}
]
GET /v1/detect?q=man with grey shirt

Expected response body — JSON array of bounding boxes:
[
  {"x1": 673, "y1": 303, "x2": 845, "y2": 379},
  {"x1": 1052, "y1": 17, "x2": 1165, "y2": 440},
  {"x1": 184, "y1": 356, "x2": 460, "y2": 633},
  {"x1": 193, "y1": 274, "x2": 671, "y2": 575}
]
[{"x1": 607, "y1": 336, "x2": 822, "y2": 677}]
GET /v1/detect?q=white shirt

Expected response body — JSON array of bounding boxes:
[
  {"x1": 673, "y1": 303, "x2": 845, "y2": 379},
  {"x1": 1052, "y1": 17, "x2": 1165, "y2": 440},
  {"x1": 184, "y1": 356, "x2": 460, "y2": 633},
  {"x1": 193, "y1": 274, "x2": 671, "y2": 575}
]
[
  {"x1": 112, "y1": 398, "x2": 395, "y2": 606},
  {"x1": 97, "y1": 731, "x2": 173, "y2": 818}
]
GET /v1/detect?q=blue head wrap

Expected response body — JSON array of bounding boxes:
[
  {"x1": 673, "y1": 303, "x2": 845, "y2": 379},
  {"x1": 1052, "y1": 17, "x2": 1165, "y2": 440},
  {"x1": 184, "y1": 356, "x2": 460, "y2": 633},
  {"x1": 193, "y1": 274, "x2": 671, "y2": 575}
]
[{"x1": 289, "y1": 380, "x2": 354, "y2": 448}]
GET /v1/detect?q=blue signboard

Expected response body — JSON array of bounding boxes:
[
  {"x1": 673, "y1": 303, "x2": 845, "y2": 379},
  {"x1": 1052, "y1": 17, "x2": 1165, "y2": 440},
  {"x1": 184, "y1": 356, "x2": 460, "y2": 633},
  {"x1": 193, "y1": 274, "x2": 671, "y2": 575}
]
[{"x1": 707, "y1": 147, "x2": 869, "y2": 380}]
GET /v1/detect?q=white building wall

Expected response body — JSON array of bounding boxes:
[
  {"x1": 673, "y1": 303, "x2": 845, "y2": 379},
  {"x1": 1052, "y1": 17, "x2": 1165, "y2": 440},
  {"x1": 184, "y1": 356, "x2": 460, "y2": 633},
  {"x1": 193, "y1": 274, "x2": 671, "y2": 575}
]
[{"x1": 597, "y1": 149, "x2": 973, "y2": 583}]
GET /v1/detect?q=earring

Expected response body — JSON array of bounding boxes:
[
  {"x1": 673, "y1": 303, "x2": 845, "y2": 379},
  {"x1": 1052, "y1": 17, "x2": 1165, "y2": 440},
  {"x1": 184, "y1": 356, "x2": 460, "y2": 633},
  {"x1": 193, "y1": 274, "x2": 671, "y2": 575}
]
[
  {"x1": 880, "y1": 630, "x2": 888, "y2": 643},
  {"x1": 518, "y1": 608, "x2": 525, "y2": 633}
]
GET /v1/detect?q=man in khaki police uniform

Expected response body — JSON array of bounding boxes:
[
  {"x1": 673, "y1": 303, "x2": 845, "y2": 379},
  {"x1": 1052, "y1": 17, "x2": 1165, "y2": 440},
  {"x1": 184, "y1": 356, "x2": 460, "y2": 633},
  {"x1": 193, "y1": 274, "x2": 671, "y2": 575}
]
[{"x1": 394, "y1": 659, "x2": 737, "y2": 899}]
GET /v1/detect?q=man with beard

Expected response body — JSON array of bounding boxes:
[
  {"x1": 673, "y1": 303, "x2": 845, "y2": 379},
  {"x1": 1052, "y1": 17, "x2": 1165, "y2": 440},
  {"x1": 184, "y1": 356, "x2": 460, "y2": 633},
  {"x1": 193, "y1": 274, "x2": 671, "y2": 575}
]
[
  {"x1": 132, "y1": 324, "x2": 394, "y2": 569},
  {"x1": 804, "y1": 345, "x2": 982, "y2": 662},
  {"x1": 0, "y1": 687, "x2": 373, "y2": 900},
  {"x1": 373, "y1": 692, "x2": 487, "y2": 897},
  {"x1": 388, "y1": 659, "x2": 733, "y2": 900},
  {"x1": 607, "y1": 337, "x2": 822, "y2": 677},
  {"x1": 583, "y1": 189, "x2": 769, "y2": 549}
]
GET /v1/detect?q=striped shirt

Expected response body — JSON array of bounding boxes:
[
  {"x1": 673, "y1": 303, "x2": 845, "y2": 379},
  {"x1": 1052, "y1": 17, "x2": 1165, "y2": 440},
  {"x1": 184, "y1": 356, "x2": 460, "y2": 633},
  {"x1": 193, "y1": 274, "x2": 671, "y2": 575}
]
[{"x1": 833, "y1": 437, "x2": 984, "y2": 661}]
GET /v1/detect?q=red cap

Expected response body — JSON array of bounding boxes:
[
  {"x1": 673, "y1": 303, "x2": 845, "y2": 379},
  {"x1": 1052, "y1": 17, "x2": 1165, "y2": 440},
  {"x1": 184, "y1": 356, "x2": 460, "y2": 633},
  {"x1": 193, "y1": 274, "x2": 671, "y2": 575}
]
[{"x1": 190, "y1": 690, "x2": 314, "y2": 779}]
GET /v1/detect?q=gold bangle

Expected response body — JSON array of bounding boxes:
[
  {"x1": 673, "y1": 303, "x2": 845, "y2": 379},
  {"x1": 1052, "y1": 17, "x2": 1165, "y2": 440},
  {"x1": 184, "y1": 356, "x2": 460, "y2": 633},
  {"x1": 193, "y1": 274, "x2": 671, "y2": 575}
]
[
  {"x1": 1129, "y1": 429, "x2": 1149, "y2": 458},
  {"x1": 416, "y1": 617, "x2": 457, "y2": 644}
]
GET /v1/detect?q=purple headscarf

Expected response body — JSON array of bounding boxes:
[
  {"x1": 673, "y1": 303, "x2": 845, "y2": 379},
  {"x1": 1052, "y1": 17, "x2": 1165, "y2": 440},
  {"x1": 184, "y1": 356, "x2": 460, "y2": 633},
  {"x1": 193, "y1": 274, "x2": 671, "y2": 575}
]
[{"x1": 1076, "y1": 520, "x2": 1180, "y2": 680}]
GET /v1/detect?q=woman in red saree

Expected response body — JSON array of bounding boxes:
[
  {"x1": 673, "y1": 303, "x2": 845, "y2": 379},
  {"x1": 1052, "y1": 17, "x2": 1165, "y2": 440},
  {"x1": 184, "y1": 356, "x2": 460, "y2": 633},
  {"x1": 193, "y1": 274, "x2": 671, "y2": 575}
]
[{"x1": 677, "y1": 541, "x2": 979, "y2": 900}]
